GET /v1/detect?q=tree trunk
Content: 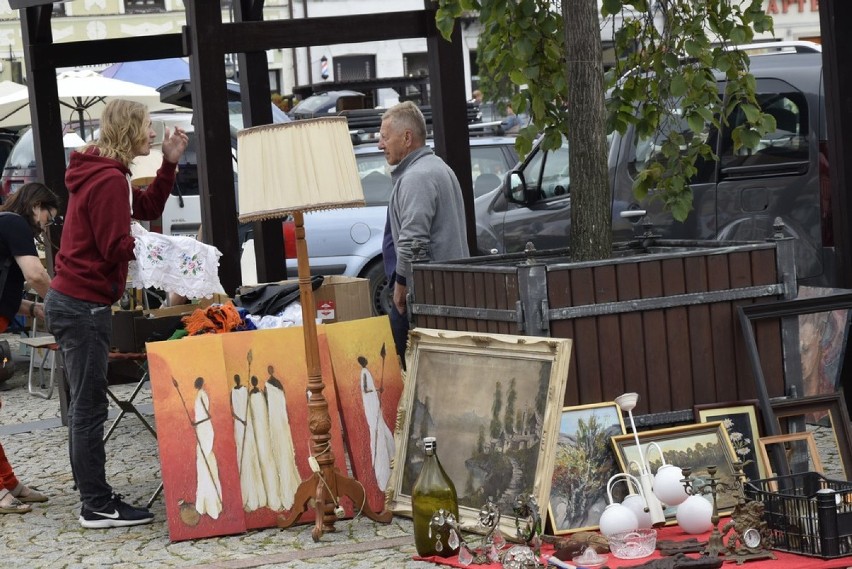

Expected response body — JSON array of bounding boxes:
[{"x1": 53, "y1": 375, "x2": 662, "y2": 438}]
[{"x1": 564, "y1": 0, "x2": 613, "y2": 261}]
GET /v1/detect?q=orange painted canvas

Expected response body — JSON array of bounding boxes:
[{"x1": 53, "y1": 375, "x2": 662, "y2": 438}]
[
  {"x1": 147, "y1": 335, "x2": 247, "y2": 542},
  {"x1": 220, "y1": 326, "x2": 350, "y2": 529},
  {"x1": 324, "y1": 316, "x2": 403, "y2": 514}
]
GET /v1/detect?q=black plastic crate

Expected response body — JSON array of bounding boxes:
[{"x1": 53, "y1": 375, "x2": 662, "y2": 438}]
[{"x1": 744, "y1": 472, "x2": 852, "y2": 558}]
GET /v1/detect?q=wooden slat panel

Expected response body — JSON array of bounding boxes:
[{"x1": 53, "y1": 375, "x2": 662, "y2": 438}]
[
  {"x1": 506, "y1": 272, "x2": 520, "y2": 336},
  {"x1": 419, "y1": 268, "x2": 439, "y2": 330},
  {"x1": 462, "y1": 271, "x2": 480, "y2": 333},
  {"x1": 728, "y1": 251, "x2": 757, "y2": 401},
  {"x1": 472, "y1": 271, "x2": 489, "y2": 334},
  {"x1": 447, "y1": 270, "x2": 466, "y2": 332},
  {"x1": 616, "y1": 261, "x2": 648, "y2": 413},
  {"x1": 570, "y1": 267, "x2": 602, "y2": 403},
  {"x1": 547, "y1": 268, "x2": 579, "y2": 405},
  {"x1": 750, "y1": 249, "x2": 785, "y2": 397},
  {"x1": 593, "y1": 264, "x2": 625, "y2": 400},
  {"x1": 707, "y1": 254, "x2": 735, "y2": 403},
  {"x1": 661, "y1": 257, "x2": 692, "y2": 411},
  {"x1": 639, "y1": 260, "x2": 670, "y2": 413},
  {"x1": 684, "y1": 255, "x2": 717, "y2": 405}
]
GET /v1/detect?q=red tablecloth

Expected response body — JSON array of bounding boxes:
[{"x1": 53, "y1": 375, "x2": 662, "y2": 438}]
[{"x1": 415, "y1": 522, "x2": 852, "y2": 569}]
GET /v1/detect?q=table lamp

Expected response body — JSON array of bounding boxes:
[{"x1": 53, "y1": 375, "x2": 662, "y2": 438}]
[{"x1": 237, "y1": 117, "x2": 392, "y2": 540}]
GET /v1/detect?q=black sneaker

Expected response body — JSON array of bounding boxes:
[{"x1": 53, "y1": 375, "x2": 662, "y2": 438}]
[{"x1": 79, "y1": 494, "x2": 154, "y2": 528}]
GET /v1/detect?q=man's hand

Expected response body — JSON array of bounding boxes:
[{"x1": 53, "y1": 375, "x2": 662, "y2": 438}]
[
  {"x1": 393, "y1": 282, "x2": 407, "y2": 315},
  {"x1": 162, "y1": 126, "x2": 189, "y2": 164}
]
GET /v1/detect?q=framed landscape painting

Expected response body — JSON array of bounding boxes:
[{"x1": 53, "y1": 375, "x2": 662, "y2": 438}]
[
  {"x1": 386, "y1": 328, "x2": 572, "y2": 538},
  {"x1": 611, "y1": 422, "x2": 742, "y2": 520},
  {"x1": 548, "y1": 402, "x2": 626, "y2": 535}
]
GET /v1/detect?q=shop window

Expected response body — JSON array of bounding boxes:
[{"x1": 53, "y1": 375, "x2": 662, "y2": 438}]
[{"x1": 124, "y1": 0, "x2": 166, "y2": 13}]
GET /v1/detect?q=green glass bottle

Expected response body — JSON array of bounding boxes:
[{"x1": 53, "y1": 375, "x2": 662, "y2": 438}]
[{"x1": 411, "y1": 436, "x2": 460, "y2": 557}]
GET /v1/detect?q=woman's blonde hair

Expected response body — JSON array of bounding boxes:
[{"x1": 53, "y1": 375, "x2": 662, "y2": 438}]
[{"x1": 87, "y1": 99, "x2": 150, "y2": 167}]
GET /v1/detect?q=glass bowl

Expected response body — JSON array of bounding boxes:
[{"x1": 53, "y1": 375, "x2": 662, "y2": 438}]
[{"x1": 607, "y1": 528, "x2": 657, "y2": 559}]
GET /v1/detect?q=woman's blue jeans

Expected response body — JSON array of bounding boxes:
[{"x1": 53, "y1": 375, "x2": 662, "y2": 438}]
[{"x1": 44, "y1": 288, "x2": 113, "y2": 509}]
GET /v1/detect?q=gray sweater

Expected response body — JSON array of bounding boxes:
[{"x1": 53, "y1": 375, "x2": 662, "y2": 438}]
[{"x1": 388, "y1": 146, "x2": 469, "y2": 281}]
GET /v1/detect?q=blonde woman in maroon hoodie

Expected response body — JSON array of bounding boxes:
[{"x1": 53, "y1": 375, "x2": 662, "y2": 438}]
[{"x1": 44, "y1": 99, "x2": 188, "y2": 529}]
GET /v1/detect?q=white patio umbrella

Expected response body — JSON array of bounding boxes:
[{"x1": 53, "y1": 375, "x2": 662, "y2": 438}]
[
  {"x1": 0, "y1": 69, "x2": 174, "y2": 135},
  {"x1": 0, "y1": 80, "x2": 26, "y2": 99}
]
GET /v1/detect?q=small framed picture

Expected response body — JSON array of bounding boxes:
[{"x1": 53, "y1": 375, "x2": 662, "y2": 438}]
[
  {"x1": 693, "y1": 400, "x2": 765, "y2": 482},
  {"x1": 611, "y1": 422, "x2": 742, "y2": 520},
  {"x1": 547, "y1": 402, "x2": 626, "y2": 535},
  {"x1": 757, "y1": 432, "x2": 824, "y2": 477}
]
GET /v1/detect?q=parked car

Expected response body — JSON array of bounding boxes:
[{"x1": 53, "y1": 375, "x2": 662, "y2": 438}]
[
  {"x1": 279, "y1": 136, "x2": 520, "y2": 316},
  {"x1": 476, "y1": 41, "x2": 833, "y2": 286},
  {"x1": 288, "y1": 90, "x2": 364, "y2": 120}
]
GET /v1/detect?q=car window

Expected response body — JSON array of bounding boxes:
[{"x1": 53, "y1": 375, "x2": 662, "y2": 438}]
[
  {"x1": 356, "y1": 153, "x2": 393, "y2": 206},
  {"x1": 523, "y1": 139, "x2": 570, "y2": 200},
  {"x1": 471, "y1": 146, "x2": 511, "y2": 197},
  {"x1": 720, "y1": 91, "x2": 809, "y2": 169},
  {"x1": 4, "y1": 128, "x2": 36, "y2": 170},
  {"x1": 629, "y1": 101, "x2": 716, "y2": 184}
]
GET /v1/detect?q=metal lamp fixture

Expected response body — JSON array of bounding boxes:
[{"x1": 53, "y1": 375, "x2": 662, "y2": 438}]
[
  {"x1": 236, "y1": 117, "x2": 389, "y2": 540},
  {"x1": 614, "y1": 393, "x2": 688, "y2": 527}
]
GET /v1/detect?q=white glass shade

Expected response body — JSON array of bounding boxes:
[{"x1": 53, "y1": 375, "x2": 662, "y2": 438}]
[
  {"x1": 599, "y1": 503, "x2": 639, "y2": 537},
  {"x1": 675, "y1": 495, "x2": 713, "y2": 534},
  {"x1": 621, "y1": 493, "x2": 653, "y2": 529},
  {"x1": 614, "y1": 392, "x2": 639, "y2": 412},
  {"x1": 652, "y1": 464, "x2": 688, "y2": 507},
  {"x1": 236, "y1": 117, "x2": 365, "y2": 222}
]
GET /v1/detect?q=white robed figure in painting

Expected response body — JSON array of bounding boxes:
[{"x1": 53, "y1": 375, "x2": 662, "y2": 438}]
[
  {"x1": 193, "y1": 377, "x2": 222, "y2": 519},
  {"x1": 249, "y1": 375, "x2": 284, "y2": 510},
  {"x1": 358, "y1": 356, "x2": 395, "y2": 490},
  {"x1": 265, "y1": 365, "x2": 301, "y2": 509},
  {"x1": 231, "y1": 374, "x2": 266, "y2": 511}
]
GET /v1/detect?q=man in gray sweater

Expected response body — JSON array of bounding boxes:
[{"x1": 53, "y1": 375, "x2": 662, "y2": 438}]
[{"x1": 379, "y1": 101, "x2": 469, "y2": 367}]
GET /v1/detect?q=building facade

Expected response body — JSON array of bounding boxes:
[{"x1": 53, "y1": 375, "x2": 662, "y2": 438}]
[{"x1": 0, "y1": 1, "x2": 823, "y2": 103}]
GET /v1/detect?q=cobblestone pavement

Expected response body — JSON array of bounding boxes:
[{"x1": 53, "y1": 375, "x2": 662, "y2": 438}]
[{"x1": 0, "y1": 332, "x2": 435, "y2": 569}]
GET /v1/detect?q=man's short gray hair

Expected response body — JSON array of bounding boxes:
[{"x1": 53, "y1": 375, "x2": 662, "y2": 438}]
[{"x1": 381, "y1": 101, "x2": 427, "y2": 143}]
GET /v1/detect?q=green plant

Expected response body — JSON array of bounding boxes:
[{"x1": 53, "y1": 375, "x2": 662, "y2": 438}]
[{"x1": 436, "y1": 0, "x2": 776, "y2": 241}]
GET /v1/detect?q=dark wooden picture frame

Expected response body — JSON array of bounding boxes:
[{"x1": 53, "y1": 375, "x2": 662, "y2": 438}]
[
  {"x1": 738, "y1": 293, "x2": 852, "y2": 472},
  {"x1": 769, "y1": 391, "x2": 852, "y2": 480}
]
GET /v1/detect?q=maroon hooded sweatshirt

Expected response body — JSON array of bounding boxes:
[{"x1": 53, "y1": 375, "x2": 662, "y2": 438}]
[{"x1": 51, "y1": 148, "x2": 178, "y2": 305}]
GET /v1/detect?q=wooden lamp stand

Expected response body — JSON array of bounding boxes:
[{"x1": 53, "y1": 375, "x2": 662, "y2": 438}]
[{"x1": 276, "y1": 211, "x2": 393, "y2": 541}]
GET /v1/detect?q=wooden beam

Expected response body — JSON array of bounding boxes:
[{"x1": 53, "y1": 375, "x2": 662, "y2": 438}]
[
  {"x1": 219, "y1": 11, "x2": 429, "y2": 52},
  {"x1": 425, "y1": 2, "x2": 475, "y2": 253},
  {"x1": 27, "y1": 34, "x2": 185, "y2": 70},
  {"x1": 185, "y1": 0, "x2": 242, "y2": 295},
  {"x1": 235, "y1": 0, "x2": 287, "y2": 284}
]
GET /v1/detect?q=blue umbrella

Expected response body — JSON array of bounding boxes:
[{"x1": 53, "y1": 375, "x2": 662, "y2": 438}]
[{"x1": 101, "y1": 58, "x2": 190, "y2": 90}]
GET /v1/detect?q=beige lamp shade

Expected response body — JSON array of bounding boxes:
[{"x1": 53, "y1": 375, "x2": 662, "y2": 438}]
[
  {"x1": 130, "y1": 148, "x2": 166, "y2": 188},
  {"x1": 237, "y1": 117, "x2": 365, "y2": 222}
]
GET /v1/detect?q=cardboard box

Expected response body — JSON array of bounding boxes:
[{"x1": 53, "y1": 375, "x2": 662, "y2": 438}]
[
  {"x1": 237, "y1": 276, "x2": 370, "y2": 323},
  {"x1": 312, "y1": 276, "x2": 371, "y2": 323},
  {"x1": 110, "y1": 295, "x2": 231, "y2": 353}
]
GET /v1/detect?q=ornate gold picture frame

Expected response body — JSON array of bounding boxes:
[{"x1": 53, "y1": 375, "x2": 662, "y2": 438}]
[{"x1": 385, "y1": 328, "x2": 572, "y2": 538}]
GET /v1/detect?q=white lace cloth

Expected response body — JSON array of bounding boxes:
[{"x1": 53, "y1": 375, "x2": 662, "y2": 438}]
[{"x1": 128, "y1": 223, "x2": 225, "y2": 299}]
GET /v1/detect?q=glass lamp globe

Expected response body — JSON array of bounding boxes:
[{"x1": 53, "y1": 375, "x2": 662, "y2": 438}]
[
  {"x1": 652, "y1": 463, "x2": 688, "y2": 507},
  {"x1": 621, "y1": 493, "x2": 653, "y2": 529},
  {"x1": 599, "y1": 502, "x2": 639, "y2": 537},
  {"x1": 675, "y1": 495, "x2": 713, "y2": 534}
]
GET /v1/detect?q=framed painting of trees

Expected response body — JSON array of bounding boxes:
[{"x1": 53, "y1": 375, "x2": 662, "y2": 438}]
[
  {"x1": 547, "y1": 402, "x2": 626, "y2": 535},
  {"x1": 385, "y1": 328, "x2": 572, "y2": 538}
]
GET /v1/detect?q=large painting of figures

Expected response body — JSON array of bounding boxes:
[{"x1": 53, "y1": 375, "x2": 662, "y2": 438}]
[
  {"x1": 325, "y1": 316, "x2": 404, "y2": 515},
  {"x1": 148, "y1": 335, "x2": 247, "y2": 542},
  {"x1": 220, "y1": 327, "x2": 349, "y2": 530},
  {"x1": 386, "y1": 328, "x2": 572, "y2": 538}
]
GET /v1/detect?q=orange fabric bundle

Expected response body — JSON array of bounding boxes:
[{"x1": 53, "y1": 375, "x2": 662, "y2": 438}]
[{"x1": 182, "y1": 302, "x2": 243, "y2": 335}]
